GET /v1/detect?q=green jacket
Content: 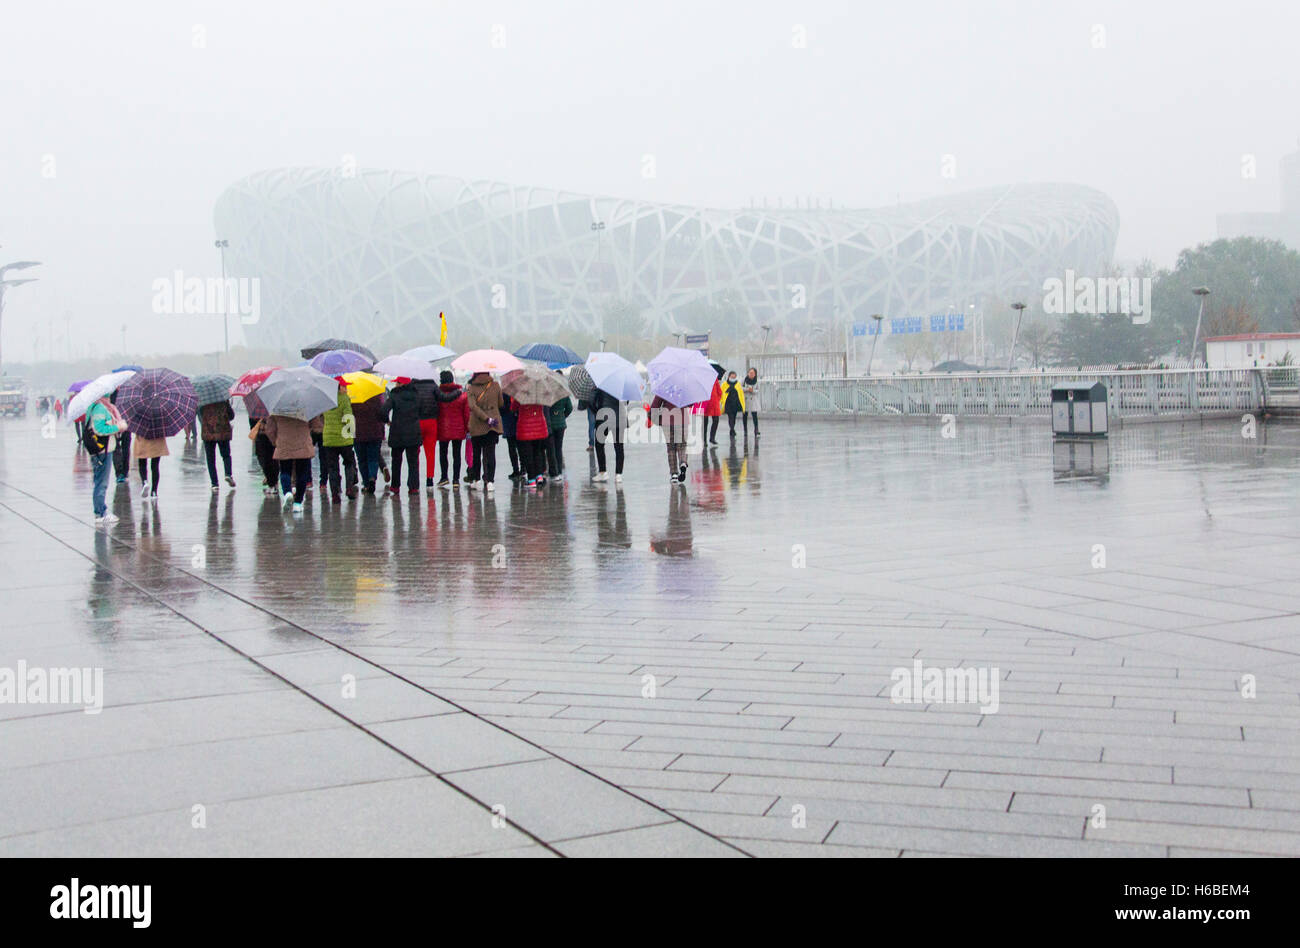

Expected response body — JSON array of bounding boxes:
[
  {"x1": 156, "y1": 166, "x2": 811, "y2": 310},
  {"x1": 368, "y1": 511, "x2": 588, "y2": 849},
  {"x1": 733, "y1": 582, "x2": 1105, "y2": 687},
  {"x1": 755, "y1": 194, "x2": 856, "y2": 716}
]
[
  {"x1": 321, "y1": 387, "x2": 354, "y2": 447},
  {"x1": 547, "y1": 397, "x2": 573, "y2": 432}
]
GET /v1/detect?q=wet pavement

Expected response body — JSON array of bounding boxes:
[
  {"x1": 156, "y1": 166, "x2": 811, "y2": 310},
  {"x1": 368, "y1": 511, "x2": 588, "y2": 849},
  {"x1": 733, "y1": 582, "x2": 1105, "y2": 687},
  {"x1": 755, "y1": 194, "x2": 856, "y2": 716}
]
[{"x1": 1, "y1": 412, "x2": 1298, "y2": 857}]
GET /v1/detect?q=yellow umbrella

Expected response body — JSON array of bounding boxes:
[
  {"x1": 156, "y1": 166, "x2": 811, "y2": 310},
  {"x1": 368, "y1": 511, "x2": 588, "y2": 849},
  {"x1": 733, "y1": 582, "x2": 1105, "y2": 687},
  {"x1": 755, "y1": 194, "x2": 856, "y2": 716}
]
[{"x1": 341, "y1": 371, "x2": 387, "y2": 404}]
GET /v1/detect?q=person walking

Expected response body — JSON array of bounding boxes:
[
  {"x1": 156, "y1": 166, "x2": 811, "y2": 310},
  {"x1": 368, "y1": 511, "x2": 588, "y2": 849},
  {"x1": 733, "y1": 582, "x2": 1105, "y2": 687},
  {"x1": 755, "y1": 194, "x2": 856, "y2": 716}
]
[
  {"x1": 320, "y1": 382, "x2": 359, "y2": 501},
  {"x1": 309, "y1": 413, "x2": 325, "y2": 492},
  {"x1": 131, "y1": 430, "x2": 168, "y2": 500},
  {"x1": 351, "y1": 390, "x2": 387, "y2": 494},
  {"x1": 199, "y1": 398, "x2": 237, "y2": 491},
  {"x1": 546, "y1": 384, "x2": 573, "y2": 481},
  {"x1": 465, "y1": 371, "x2": 504, "y2": 493},
  {"x1": 742, "y1": 367, "x2": 761, "y2": 438},
  {"x1": 582, "y1": 396, "x2": 596, "y2": 451},
  {"x1": 701, "y1": 367, "x2": 723, "y2": 445},
  {"x1": 412, "y1": 378, "x2": 442, "y2": 493},
  {"x1": 650, "y1": 394, "x2": 689, "y2": 485},
  {"x1": 720, "y1": 370, "x2": 746, "y2": 440},
  {"x1": 110, "y1": 388, "x2": 132, "y2": 484},
  {"x1": 248, "y1": 415, "x2": 279, "y2": 494},
  {"x1": 435, "y1": 370, "x2": 468, "y2": 488},
  {"x1": 500, "y1": 392, "x2": 523, "y2": 480},
  {"x1": 590, "y1": 386, "x2": 625, "y2": 483},
  {"x1": 515, "y1": 401, "x2": 550, "y2": 487},
  {"x1": 85, "y1": 395, "x2": 126, "y2": 525},
  {"x1": 381, "y1": 379, "x2": 423, "y2": 495},
  {"x1": 264, "y1": 413, "x2": 315, "y2": 512}
]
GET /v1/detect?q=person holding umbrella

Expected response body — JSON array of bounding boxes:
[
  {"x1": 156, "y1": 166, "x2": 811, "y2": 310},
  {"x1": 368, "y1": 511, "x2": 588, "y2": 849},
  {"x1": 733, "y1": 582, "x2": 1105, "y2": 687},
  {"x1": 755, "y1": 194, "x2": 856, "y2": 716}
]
[
  {"x1": 500, "y1": 392, "x2": 522, "y2": 480},
  {"x1": 411, "y1": 376, "x2": 442, "y2": 493},
  {"x1": 435, "y1": 369, "x2": 468, "y2": 488},
  {"x1": 320, "y1": 381, "x2": 359, "y2": 501},
  {"x1": 346, "y1": 381, "x2": 387, "y2": 495},
  {"x1": 465, "y1": 370, "x2": 504, "y2": 493},
  {"x1": 109, "y1": 388, "x2": 132, "y2": 484},
  {"x1": 650, "y1": 394, "x2": 690, "y2": 485},
  {"x1": 591, "y1": 386, "x2": 626, "y2": 483},
  {"x1": 697, "y1": 364, "x2": 724, "y2": 446},
  {"x1": 115, "y1": 368, "x2": 198, "y2": 502},
  {"x1": 264, "y1": 413, "x2": 315, "y2": 511},
  {"x1": 85, "y1": 395, "x2": 127, "y2": 524},
  {"x1": 380, "y1": 378, "x2": 423, "y2": 495},
  {"x1": 199, "y1": 398, "x2": 236, "y2": 490},
  {"x1": 545, "y1": 378, "x2": 573, "y2": 482}
]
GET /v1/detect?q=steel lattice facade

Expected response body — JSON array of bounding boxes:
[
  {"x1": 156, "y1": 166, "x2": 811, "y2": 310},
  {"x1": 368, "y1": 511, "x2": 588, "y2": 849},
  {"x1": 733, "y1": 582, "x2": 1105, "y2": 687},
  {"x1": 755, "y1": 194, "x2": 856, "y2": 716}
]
[{"x1": 213, "y1": 168, "x2": 1119, "y2": 352}]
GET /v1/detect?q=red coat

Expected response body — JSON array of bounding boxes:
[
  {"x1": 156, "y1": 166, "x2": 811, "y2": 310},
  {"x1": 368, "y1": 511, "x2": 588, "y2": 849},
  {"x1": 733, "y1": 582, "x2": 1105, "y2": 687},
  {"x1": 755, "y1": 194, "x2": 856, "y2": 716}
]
[
  {"x1": 515, "y1": 403, "x2": 550, "y2": 441},
  {"x1": 694, "y1": 380, "x2": 722, "y2": 416},
  {"x1": 436, "y1": 385, "x2": 469, "y2": 441}
]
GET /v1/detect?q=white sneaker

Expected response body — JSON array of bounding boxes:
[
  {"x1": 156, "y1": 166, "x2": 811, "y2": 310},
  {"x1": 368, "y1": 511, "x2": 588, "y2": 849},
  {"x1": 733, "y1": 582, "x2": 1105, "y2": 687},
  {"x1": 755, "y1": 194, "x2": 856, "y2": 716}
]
[
  {"x1": 281, "y1": 491, "x2": 293, "y2": 508},
  {"x1": 485, "y1": 482, "x2": 495, "y2": 493},
  {"x1": 211, "y1": 484, "x2": 220, "y2": 492},
  {"x1": 615, "y1": 474, "x2": 623, "y2": 484},
  {"x1": 102, "y1": 512, "x2": 119, "y2": 524},
  {"x1": 93, "y1": 515, "x2": 104, "y2": 525},
  {"x1": 593, "y1": 472, "x2": 608, "y2": 482},
  {"x1": 292, "y1": 502, "x2": 304, "y2": 514},
  {"x1": 140, "y1": 484, "x2": 150, "y2": 499}
]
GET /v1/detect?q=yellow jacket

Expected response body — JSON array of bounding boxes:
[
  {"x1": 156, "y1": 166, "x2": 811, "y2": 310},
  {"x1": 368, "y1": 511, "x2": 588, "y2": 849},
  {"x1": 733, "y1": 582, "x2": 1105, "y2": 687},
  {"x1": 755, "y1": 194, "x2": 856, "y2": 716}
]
[{"x1": 720, "y1": 380, "x2": 746, "y2": 413}]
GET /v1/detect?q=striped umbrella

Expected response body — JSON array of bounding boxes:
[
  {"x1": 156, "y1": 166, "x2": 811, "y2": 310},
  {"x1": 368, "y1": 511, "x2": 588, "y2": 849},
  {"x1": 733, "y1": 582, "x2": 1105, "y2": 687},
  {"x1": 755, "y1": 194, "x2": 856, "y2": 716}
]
[
  {"x1": 514, "y1": 342, "x2": 583, "y2": 367},
  {"x1": 191, "y1": 373, "x2": 236, "y2": 407},
  {"x1": 116, "y1": 368, "x2": 198, "y2": 439},
  {"x1": 301, "y1": 338, "x2": 376, "y2": 361}
]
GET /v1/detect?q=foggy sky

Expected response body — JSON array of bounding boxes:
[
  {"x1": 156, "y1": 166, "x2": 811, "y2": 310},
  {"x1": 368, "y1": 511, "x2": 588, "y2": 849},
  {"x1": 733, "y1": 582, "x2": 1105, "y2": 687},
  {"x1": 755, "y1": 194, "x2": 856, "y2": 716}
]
[{"x1": 4, "y1": 0, "x2": 1298, "y2": 361}]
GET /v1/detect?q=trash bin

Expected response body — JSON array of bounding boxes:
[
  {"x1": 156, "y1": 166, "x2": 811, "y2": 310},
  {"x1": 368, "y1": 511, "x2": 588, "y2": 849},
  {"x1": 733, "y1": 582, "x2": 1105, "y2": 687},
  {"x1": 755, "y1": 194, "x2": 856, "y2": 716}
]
[{"x1": 1051, "y1": 382, "x2": 1107, "y2": 436}]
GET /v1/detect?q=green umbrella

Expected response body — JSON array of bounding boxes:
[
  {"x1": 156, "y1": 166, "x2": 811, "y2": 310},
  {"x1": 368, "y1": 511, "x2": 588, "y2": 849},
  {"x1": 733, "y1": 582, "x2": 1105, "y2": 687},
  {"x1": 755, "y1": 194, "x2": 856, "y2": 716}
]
[{"x1": 191, "y1": 373, "x2": 236, "y2": 407}]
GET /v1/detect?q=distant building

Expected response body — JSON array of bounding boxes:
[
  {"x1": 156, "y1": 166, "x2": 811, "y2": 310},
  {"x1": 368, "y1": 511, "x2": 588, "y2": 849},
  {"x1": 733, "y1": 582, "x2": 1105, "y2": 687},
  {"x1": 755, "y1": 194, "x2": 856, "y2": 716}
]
[
  {"x1": 214, "y1": 168, "x2": 1118, "y2": 353},
  {"x1": 1217, "y1": 143, "x2": 1300, "y2": 249},
  {"x1": 1204, "y1": 332, "x2": 1300, "y2": 369}
]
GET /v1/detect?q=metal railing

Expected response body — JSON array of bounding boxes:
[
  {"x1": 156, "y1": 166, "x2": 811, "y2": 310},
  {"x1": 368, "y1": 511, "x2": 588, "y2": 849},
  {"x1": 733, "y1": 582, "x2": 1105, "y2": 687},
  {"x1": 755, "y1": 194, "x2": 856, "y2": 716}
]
[
  {"x1": 759, "y1": 368, "x2": 1268, "y2": 419},
  {"x1": 745, "y1": 351, "x2": 847, "y2": 380}
]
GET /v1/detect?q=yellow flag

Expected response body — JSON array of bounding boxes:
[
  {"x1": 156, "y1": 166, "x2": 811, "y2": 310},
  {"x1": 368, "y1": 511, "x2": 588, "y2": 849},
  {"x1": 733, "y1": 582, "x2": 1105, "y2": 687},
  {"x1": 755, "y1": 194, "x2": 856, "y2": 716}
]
[{"x1": 439, "y1": 311, "x2": 447, "y2": 346}]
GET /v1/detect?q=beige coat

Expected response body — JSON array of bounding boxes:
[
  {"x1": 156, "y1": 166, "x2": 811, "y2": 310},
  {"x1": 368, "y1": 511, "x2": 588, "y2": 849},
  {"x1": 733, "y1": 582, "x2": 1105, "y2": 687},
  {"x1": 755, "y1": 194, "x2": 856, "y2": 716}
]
[
  {"x1": 131, "y1": 436, "x2": 170, "y2": 459},
  {"x1": 264, "y1": 415, "x2": 316, "y2": 460}
]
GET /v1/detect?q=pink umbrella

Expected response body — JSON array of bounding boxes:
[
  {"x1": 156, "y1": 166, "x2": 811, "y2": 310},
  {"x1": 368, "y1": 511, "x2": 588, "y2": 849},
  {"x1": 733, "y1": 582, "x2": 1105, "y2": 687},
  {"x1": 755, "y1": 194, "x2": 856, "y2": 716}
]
[
  {"x1": 230, "y1": 366, "x2": 280, "y2": 398},
  {"x1": 450, "y1": 349, "x2": 524, "y2": 374}
]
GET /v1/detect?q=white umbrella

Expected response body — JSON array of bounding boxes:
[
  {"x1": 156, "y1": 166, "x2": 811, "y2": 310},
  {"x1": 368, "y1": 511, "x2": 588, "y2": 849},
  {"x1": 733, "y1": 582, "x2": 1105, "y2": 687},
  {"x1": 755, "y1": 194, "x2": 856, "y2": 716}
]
[
  {"x1": 372, "y1": 355, "x2": 440, "y2": 380},
  {"x1": 65, "y1": 370, "x2": 136, "y2": 423},
  {"x1": 401, "y1": 344, "x2": 457, "y2": 363},
  {"x1": 585, "y1": 352, "x2": 646, "y2": 402}
]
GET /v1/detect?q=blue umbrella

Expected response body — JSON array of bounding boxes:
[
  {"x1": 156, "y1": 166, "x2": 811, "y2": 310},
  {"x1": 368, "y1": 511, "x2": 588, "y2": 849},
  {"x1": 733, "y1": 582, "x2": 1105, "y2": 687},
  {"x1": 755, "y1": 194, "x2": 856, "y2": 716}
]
[
  {"x1": 113, "y1": 364, "x2": 144, "y2": 373},
  {"x1": 647, "y1": 347, "x2": 716, "y2": 407},
  {"x1": 514, "y1": 342, "x2": 582, "y2": 367},
  {"x1": 309, "y1": 349, "x2": 373, "y2": 375},
  {"x1": 585, "y1": 352, "x2": 645, "y2": 402}
]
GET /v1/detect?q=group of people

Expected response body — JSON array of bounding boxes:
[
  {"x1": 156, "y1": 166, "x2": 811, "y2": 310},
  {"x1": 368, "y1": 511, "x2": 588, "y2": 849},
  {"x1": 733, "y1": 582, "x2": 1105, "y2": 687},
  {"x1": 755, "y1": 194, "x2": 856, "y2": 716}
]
[{"x1": 78, "y1": 364, "x2": 762, "y2": 521}]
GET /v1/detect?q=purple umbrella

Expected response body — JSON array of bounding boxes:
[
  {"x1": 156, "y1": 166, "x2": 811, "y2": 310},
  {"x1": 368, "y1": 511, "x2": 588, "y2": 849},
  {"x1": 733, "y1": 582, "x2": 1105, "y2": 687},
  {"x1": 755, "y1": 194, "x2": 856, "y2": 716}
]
[
  {"x1": 67, "y1": 380, "x2": 90, "y2": 394},
  {"x1": 309, "y1": 348, "x2": 373, "y2": 375},
  {"x1": 647, "y1": 347, "x2": 716, "y2": 407},
  {"x1": 115, "y1": 368, "x2": 198, "y2": 440}
]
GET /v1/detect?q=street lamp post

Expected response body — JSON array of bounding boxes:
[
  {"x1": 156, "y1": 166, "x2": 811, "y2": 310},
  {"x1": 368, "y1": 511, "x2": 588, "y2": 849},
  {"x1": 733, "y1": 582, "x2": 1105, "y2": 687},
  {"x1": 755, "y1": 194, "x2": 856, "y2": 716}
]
[
  {"x1": 0, "y1": 259, "x2": 42, "y2": 372},
  {"x1": 760, "y1": 324, "x2": 772, "y2": 354},
  {"x1": 1191, "y1": 286, "x2": 1211, "y2": 366},
  {"x1": 214, "y1": 239, "x2": 230, "y2": 366},
  {"x1": 866, "y1": 314, "x2": 884, "y2": 375},
  {"x1": 1007, "y1": 302, "x2": 1027, "y2": 371}
]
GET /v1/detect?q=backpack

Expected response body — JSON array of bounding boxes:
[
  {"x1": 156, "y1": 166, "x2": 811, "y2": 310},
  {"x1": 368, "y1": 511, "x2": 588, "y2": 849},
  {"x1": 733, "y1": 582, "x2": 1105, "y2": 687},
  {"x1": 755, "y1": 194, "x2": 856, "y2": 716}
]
[{"x1": 82, "y1": 420, "x2": 109, "y2": 455}]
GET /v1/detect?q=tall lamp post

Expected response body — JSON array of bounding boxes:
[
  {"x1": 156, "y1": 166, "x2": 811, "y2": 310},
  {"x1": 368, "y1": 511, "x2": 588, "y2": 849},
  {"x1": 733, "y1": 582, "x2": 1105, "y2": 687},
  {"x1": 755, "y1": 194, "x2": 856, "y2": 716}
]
[
  {"x1": 760, "y1": 324, "x2": 772, "y2": 353},
  {"x1": 0, "y1": 259, "x2": 42, "y2": 371},
  {"x1": 214, "y1": 239, "x2": 230, "y2": 366},
  {"x1": 866, "y1": 314, "x2": 884, "y2": 375},
  {"x1": 1190, "y1": 286, "x2": 1211, "y2": 366},
  {"x1": 1007, "y1": 302, "x2": 1027, "y2": 371}
]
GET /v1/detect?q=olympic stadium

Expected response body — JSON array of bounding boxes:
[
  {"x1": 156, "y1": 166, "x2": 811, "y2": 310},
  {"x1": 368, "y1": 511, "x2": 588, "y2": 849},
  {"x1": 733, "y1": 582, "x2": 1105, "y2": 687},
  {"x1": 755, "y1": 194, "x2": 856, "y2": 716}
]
[{"x1": 213, "y1": 168, "x2": 1119, "y2": 352}]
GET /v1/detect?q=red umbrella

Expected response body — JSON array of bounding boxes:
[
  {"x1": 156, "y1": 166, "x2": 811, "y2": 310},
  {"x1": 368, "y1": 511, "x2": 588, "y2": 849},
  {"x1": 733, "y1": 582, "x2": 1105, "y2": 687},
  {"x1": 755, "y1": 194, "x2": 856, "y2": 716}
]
[{"x1": 230, "y1": 366, "x2": 279, "y2": 398}]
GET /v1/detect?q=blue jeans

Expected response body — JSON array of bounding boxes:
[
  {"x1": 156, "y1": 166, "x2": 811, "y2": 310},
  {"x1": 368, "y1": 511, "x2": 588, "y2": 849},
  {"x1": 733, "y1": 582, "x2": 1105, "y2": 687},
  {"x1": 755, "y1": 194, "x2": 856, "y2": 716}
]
[
  {"x1": 586, "y1": 408, "x2": 596, "y2": 446},
  {"x1": 91, "y1": 452, "x2": 110, "y2": 517},
  {"x1": 355, "y1": 440, "x2": 382, "y2": 484}
]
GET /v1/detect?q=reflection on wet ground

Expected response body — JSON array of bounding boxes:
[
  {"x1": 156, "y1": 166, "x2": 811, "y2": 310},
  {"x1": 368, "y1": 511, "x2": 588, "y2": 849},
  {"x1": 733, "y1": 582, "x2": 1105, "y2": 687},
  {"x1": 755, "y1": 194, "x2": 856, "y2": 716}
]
[{"x1": 1, "y1": 414, "x2": 1298, "y2": 856}]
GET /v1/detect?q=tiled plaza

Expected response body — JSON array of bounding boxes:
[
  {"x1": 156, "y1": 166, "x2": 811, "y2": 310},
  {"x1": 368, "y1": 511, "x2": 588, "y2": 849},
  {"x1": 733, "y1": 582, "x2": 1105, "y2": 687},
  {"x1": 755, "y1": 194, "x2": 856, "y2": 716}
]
[{"x1": 1, "y1": 414, "x2": 1297, "y2": 856}]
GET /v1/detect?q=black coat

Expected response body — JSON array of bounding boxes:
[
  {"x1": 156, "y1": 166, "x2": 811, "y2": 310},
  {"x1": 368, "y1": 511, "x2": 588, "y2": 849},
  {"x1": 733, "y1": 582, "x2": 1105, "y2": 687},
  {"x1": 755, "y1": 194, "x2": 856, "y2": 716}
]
[
  {"x1": 412, "y1": 380, "x2": 442, "y2": 420},
  {"x1": 381, "y1": 384, "x2": 423, "y2": 448}
]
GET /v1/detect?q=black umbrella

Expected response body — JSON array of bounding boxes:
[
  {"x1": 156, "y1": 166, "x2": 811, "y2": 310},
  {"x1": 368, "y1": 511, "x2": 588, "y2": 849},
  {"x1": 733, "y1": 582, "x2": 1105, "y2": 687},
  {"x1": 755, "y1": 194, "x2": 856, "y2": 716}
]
[{"x1": 300, "y1": 338, "x2": 377, "y2": 361}]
